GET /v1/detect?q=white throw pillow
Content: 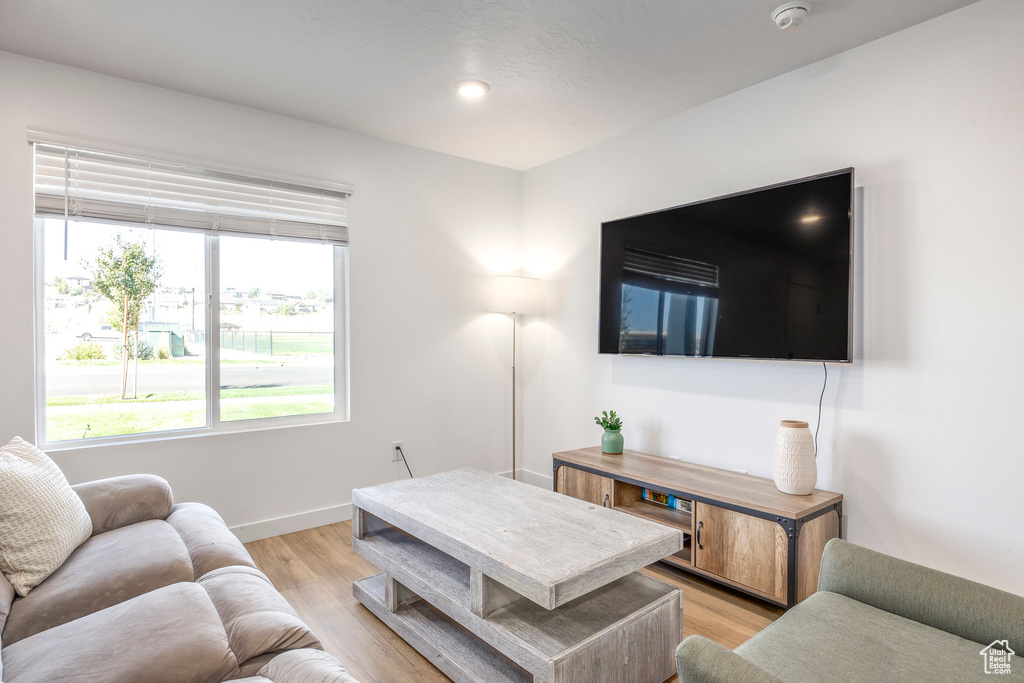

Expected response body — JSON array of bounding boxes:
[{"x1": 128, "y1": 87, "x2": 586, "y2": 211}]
[{"x1": 0, "y1": 437, "x2": 92, "y2": 596}]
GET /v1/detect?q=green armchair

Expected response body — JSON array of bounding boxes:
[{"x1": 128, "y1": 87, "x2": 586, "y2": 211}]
[{"x1": 676, "y1": 538, "x2": 1024, "y2": 682}]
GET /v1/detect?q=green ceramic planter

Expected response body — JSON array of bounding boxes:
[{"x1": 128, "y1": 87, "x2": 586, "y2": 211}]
[{"x1": 601, "y1": 429, "x2": 624, "y2": 455}]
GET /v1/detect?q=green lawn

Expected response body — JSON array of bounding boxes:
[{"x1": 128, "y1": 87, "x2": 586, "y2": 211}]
[
  {"x1": 221, "y1": 385, "x2": 331, "y2": 399},
  {"x1": 46, "y1": 407, "x2": 207, "y2": 442},
  {"x1": 56, "y1": 358, "x2": 301, "y2": 367},
  {"x1": 47, "y1": 385, "x2": 332, "y2": 407},
  {"x1": 264, "y1": 333, "x2": 333, "y2": 356},
  {"x1": 45, "y1": 387, "x2": 334, "y2": 442},
  {"x1": 56, "y1": 358, "x2": 205, "y2": 368},
  {"x1": 220, "y1": 399, "x2": 333, "y2": 422},
  {"x1": 48, "y1": 391, "x2": 202, "y2": 407},
  {"x1": 219, "y1": 332, "x2": 332, "y2": 357}
]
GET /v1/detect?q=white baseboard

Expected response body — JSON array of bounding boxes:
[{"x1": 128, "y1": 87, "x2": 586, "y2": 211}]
[
  {"x1": 231, "y1": 469, "x2": 555, "y2": 543},
  {"x1": 230, "y1": 503, "x2": 352, "y2": 543}
]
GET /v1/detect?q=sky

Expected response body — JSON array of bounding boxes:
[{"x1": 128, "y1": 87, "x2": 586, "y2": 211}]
[{"x1": 43, "y1": 218, "x2": 334, "y2": 295}]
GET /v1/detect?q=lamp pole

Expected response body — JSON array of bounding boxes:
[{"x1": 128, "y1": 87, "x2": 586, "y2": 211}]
[
  {"x1": 511, "y1": 311, "x2": 518, "y2": 481},
  {"x1": 490, "y1": 275, "x2": 542, "y2": 483}
]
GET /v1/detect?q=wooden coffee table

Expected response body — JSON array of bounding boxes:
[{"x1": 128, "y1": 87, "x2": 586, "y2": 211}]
[{"x1": 351, "y1": 468, "x2": 684, "y2": 683}]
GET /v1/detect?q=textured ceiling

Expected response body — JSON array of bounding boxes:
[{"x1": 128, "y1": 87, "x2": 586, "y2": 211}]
[{"x1": 0, "y1": 0, "x2": 978, "y2": 170}]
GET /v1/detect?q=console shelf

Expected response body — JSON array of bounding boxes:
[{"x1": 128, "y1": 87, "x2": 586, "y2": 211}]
[{"x1": 615, "y1": 499, "x2": 693, "y2": 532}]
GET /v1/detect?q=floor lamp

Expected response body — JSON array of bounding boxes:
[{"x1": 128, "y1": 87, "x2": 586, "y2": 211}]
[{"x1": 491, "y1": 275, "x2": 543, "y2": 480}]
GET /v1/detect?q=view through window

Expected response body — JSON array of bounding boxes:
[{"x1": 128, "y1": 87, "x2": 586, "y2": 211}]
[
  {"x1": 218, "y1": 236, "x2": 335, "y2": 422},
  {"x1": 40, "y1": 218, "x2": 342, "y2": 444}
]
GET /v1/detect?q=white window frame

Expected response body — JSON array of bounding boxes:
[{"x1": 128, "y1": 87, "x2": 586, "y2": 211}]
[{"x1": 34, "y1": 218, "x2": 350, "y2": 451}]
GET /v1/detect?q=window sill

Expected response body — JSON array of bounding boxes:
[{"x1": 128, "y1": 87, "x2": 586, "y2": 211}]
[{"x1": 40, "y1": 413, "x2": 349, "y2": 453}]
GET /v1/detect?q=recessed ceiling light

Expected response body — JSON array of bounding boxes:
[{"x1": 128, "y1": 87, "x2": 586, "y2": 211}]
[
  {"x1": 800, "y1": 214, "x2": 822, "y2": 224},
  {"x1": 456, "y1": 80, "x2": 490, "y2": 98}
]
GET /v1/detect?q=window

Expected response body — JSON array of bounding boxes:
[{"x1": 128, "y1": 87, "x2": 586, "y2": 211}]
[
  {"x1": 41, "y1": 220, "x2": 208, "y2": 442},
  {"x1": 32, "y1": 134, "x2": 351, "y2": 447},
  {"x1": 218, "y1": 236, "x2": 336, "y2": 422},
  {"x1": 619, "y1": 250, "x2": 719, "y2": 356}
]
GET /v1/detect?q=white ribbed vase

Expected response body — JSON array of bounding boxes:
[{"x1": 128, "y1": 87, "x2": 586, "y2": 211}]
[{"x1": 773, "y1": 420, "x2": 817, "y2": 495}]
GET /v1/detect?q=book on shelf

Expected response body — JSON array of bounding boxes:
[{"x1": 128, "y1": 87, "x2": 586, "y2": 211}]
[{"x1": 641, "y1": 488, "x2": 692, "y2": 513}]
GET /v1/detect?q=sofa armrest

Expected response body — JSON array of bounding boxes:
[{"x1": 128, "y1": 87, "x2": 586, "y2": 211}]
[
  {"x1": 818, "y1": 538, "x2": 1024, "y2": 653},
  {"x1": 72, "y1": 474, "x2": 174, "y2": 536},
  {"x1": 676, "y1": 636, "x2": 783, "y2": 683}
]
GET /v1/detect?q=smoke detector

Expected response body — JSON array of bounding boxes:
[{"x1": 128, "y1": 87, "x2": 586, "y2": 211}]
[{"x1": 772, "y1": 2, "x2": 811, "y2": 30}]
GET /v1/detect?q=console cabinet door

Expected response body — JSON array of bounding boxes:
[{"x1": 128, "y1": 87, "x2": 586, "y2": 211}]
[
  {"x1": 556, "y1": 466, "x2": 615, "y2": 508},
  {"x1": 693, "y1": 503, "x2": 788, "y2": 602}
]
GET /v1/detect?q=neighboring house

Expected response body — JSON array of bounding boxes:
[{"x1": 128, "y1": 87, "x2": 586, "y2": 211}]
[
  {"x1": 65, "y1": 275, "x2": 91, "y2": 289},
  {"x1": 44, "y1": 290, "x2": 72, "y2": 310},
  {"x1": 152, "y1": 289, "x2": 186, "y2": 312},
  {"x1": 252, "y1": 298, "x2": 281, "y2": 314}
]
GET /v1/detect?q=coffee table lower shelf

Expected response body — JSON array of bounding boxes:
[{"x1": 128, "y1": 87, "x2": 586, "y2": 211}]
[{"x1": 354, "y1": 573, "x2": 532, "y2": 683}]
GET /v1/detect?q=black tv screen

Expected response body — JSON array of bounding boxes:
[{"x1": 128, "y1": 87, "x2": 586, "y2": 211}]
[{"x1": 599, "y1": 169, "x2": 853, "y2": 362}]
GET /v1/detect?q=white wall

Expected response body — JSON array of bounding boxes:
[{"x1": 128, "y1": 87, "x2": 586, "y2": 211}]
[
  {"x1": 0, "y1": 52, "x2": 523, "y2": 540},
  {"x1": 521, "y1": 0, "x2": 1024, "y2": 595}
]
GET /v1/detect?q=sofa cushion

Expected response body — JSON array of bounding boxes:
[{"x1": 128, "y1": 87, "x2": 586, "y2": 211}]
[
  {"x1": 2, "y1": 519, "x2": 193, "y2": 645},
  {"x1": 257, "y1": 649, "x2": 360, "y2": 683},
  {"x1": 735, "y1": 591, "x2": 1022, "y2": 683},
  {"x1": 167, "y1": 502, "x2": 257, "y2": 578},
  {"x1": 0, "y1": 571, "x2": 13, "y2": 634},
  {"x1": 818, "y1": 538, "x2": 1024, "y2": 654},
  {"x1": 236, "y1": 653, "x2": 281, "y2": 679},
  {"x1": 0, "y1": 582, "x2": 238, "y2": 683},
  {"x1": 1, "y1": 572, "x2": 13, "y2": 680},
  {"x1": 199, "y1": 565, "x2": 320, "y2": 666},
  {"x1": 231, "y1": 650, "x2": 359, "y2": 683},
  {"x1": 73, "y1": 474, "x2": 174, "y2": 535},
  {"x1": 0, "y1": 437, "x2": 93, "y2": 596}
]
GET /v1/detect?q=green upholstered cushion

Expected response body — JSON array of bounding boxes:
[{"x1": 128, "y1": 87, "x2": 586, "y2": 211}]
[
  {"x1": 818, "y1": 538, "x2": 1024, "y2": 654},
  {"x1": 736, "y1": 591, "x2": 1024, "y2": 683}
]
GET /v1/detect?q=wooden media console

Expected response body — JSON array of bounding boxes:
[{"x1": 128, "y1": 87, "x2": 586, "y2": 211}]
[{"x1": 553, "y1": 447, "x2": 843, "y2": 608}]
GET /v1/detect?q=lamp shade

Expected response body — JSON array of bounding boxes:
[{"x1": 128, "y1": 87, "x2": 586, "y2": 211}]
[{"x1": 490, "y1": 275, "x2": 543, "y2": 315}]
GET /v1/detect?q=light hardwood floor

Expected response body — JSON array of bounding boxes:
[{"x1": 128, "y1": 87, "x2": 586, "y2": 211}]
[{"x1": 245, "y1": 521, "x2": 784, "y2": 683}]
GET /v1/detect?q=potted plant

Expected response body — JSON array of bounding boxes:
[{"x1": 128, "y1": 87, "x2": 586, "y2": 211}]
[{"x1": 594, "y1": 410, "x2": 624, "y2": 455}]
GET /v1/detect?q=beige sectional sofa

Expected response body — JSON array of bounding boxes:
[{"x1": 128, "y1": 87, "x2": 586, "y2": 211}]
[{"x1": 0, "y1": 474, "x2": 358, "y2": 683}]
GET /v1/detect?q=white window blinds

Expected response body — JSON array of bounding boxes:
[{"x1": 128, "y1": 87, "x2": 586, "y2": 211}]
[
  {"x1": 623, "y1": 248, "x2": 719, "y2": 288},
  {"x1": 32, "y1": 138, "x2": 350, "y2": 245}
]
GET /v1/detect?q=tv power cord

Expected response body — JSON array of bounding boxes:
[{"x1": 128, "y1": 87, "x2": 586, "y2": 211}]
[{"x1": 814, "y1": 361, "x2": 827, "y2": 457}]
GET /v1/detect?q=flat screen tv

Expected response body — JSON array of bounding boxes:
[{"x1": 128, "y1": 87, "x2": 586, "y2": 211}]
[{"x1": 599, "y1": 168, "x2": 853, "y2": 362}]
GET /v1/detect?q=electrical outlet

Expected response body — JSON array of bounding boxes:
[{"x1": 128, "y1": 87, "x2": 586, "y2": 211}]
[{"x1": 391, "y1": 441, "x2": 403, "y2": 462}]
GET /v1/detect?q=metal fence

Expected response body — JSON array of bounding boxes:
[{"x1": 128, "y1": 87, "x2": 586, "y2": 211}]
[{"x1": 219, "y1": 330, "x2": 333, "y2": 357}]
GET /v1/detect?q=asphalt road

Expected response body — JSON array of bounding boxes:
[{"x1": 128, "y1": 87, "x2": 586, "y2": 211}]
[{"x1": 45, "y1": 362, "x2": 333, "y2": 397}]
